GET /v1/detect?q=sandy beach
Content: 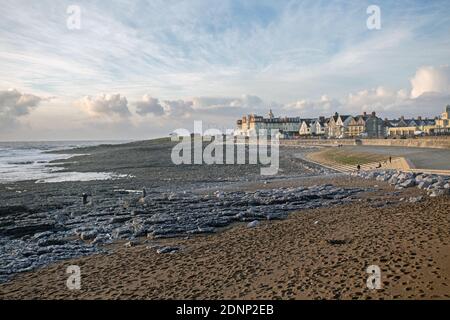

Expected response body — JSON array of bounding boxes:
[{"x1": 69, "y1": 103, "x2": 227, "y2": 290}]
[{"x1": 0, "y1": 140, "x2": 449, "y2": 300}]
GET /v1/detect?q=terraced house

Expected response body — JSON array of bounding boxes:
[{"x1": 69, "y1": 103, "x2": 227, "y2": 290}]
[
  {"x1": 362, "y1": 112, "x2": 386, "y2": 138},
  {"x1": 326, "y1": 113, "x2": 352, "y2": 138},
  {"x1": 346, "y1": 113, "x2": 369, "y2": 137},
  {"x1": 236, "y1": 110, "x2": 302, "y2": 138},
  {"x1": 236, "y1": 105, "x2": 449, "y2": 139},
  {"x1": 387, "y1": 116, "x2": 436, "y2": 137}
]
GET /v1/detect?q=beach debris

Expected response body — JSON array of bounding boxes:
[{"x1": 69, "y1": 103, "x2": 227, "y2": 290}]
[{"x1": 313, "y1": 220, "x2": 319, "y2": 225}]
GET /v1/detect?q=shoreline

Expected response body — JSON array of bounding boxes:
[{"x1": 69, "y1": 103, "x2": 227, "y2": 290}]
[
  {"x1": 0, "y1": 140, "x2": 449, "y2": 299},
  {"x1": 1, "y1": 175, "x2": 449, "y2": 299}
]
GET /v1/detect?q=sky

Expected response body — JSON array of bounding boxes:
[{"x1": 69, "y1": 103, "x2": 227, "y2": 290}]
[{"x1": 1, "y1": 0, "x2": 450, "y2": 141}]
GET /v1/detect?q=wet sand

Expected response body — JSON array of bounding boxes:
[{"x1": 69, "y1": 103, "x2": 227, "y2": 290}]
[{"x1": 1, "y1": 176, "x2": 449, "y2": 300}]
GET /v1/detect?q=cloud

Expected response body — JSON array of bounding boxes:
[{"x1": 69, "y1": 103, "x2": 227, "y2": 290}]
[
  {"x1": 77, "y1": 93, "x2": 131, "y2": 118},
  {"x1": 281, "y1": 65, "x2": 450, "y2": 119},
  {"x1": 410, "y1": 65, "x2": 450, "y2": 98},
  {"x1": 162, "y1": 100, "x2": 194, "y2": 118},
  {"x1": 283, "y1": 95, "x2": 342, "y2": 117},
  {"x1": 0, "y1": 88, "x2": 43, "y2": 117},
  {"x1": 135, "y1": 95, "x2": 164, "y2": 116},
  {"x1": 135, "y1": 94, "x2": 268, "y2": 119}
]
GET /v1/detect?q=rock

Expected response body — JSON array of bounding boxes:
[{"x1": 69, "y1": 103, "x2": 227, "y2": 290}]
[
  {"x1": 124, "y1": 240, "x2": 138, "y2": 248},
  {"x1": 186, "y1": 227, "x2": 215, "y2": 234},
  {"x1": 417, "y1": 181, "x2": 431, "y2": 190},
  {"x1": 91, "y1": 234, "x2": 112, "y2": 245},
  {"x1": 156, "y1": 246, "x2": 180, "y2": 254},
  {"x1": 37, "y1": 238, "x2": 67, "y2": 247},
  {"x1": 80, "y1": 231, "x2": 97, "y2": 241},
  {"x1": 400, "y1": 179, "x2": 415, "y2": 188},
  {"x1": 327, "y1": 239, "x2": 351, "y2": 245},
  {"x1": 247, "y1": 220, "x2": 260, "y2": 228},
  {"x1": 388, "y1": 177, "x2": 398, "y2": 185},
  {"x1": 425, "y1": 177, "x2": 438, "y2": 184},
  {"x1": 444, "y1": 183, "x2": 450, "y2": 189},
  {"x1": 1, "y1": 221, "x2": 57, "y2": 238},
  {"x1": 109, "y1": 216, "x2": 132, "y2": 224},
  {"x1": 408, "y1": 196, "x2": 423, "y2": 203},
  {"x1": 432, "y1": 181, "x2": 445, "y2": 188},
  {"x1": 430, "y1": 189, "x2": 449, "y2": 197},
  {"x1": 111, "y1": 227, "x2": 132, "y2": 239}
]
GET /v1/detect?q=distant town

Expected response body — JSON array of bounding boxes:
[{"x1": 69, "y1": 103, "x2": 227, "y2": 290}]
[{"x1": 236, "y1": 105, "x2": 450, "y2": 139}]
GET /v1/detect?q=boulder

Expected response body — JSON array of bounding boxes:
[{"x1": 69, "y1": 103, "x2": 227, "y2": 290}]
[
  {"x1": 400, "y1": 179, "x2": 415, "y2": 188},
  {"x1": 417, "y1": 181, "x2": 431, "y2": 190},
  {"x1": 80, "y1": 230, "x2": 97, "y2": 241},
  {"x1": 124, "y1": 240, "x2": 138, "y2": 248},
  {"x1": 408, "y1": 196, "x2": 423, "y2": 203},
  {"x1": 429, "y1": 189, "x2": 449, "y2": 197},
  {"x1": 432, "y1": 181, "x2": 445, "y2": 188},
  {"x1": 156, "y1": 246, "x2": 180, "y2": 254},
  {"x1": 91, "y1": 234, "x2": 112, "y2": 245},
  {"x1": 388, "y1": 177, "x2": 398, "y2": 185},
  {"x1": 247, "y1": 220, "x2": 260, "y2": 228}
]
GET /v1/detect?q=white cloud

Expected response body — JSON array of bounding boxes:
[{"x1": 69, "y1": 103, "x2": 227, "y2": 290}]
[
  {"x1": 283, "y1": 95, "x2": 342, "y2": 117},
  {"x1": 410, "y1": 65, "x2": 450, "y2": 98},
  {"x1": 77, "y1": 93, "x2": 131, "y2": 118},
  {"x1": 135, "y1": 95, "x2": 164, "y2": 117},
  {"x1": 161, "y1": 100, "x2": 194, "y2": 118},
  {"x1": 0, "y1": 88, "x2": 43, "y2": 117}
]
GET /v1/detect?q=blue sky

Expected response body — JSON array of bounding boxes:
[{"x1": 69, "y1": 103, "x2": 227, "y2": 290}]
[{"x1": 1, "y1": 0, "x2": 450, "y2": 140}]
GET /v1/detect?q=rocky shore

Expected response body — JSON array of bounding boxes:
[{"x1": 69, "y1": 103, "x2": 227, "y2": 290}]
[
  {"x1": 0, "y1": 141, "x2": 342, "y2": 283},
  {"x1": 352, "y1": 170, "x2": 450, "y2": 198},
  {"x1": 1, "y1": 140, "x2": 449, "y2": 299}
]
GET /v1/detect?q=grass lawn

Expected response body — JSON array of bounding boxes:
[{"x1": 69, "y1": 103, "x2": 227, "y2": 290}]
[{"x1": 310, "y1": 147, "x2": 389, "y2": 166}]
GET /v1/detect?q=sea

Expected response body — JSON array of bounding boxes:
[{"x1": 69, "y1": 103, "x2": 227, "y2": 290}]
[{"x1": 0, "y1": 140, "x2": 127, "y2": 184}]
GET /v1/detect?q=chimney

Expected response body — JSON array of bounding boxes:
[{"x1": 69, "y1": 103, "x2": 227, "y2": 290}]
[
  {"x1": 418, "y1": 116, "x2": 422, "y2": 120},
  {"x1": 372, "y1": 111, "x2": 376, "y2": 117},
  {"x1": 363, "y1": 111, "x2": 367, "y2": 116},
  {"x1": 400, "y1": 116, "x2": 404, "y2": 120}
]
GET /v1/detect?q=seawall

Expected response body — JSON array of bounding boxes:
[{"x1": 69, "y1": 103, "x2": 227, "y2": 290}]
[{"x1": 281, "y1": 137, "x2": 450, "y2": 149}]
